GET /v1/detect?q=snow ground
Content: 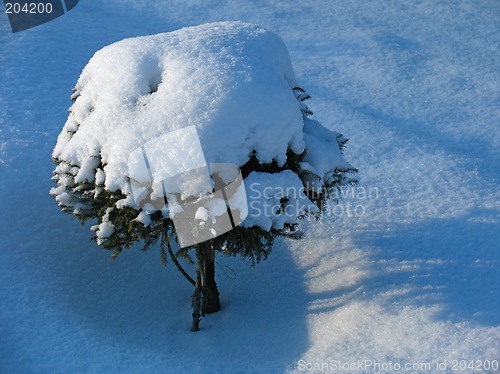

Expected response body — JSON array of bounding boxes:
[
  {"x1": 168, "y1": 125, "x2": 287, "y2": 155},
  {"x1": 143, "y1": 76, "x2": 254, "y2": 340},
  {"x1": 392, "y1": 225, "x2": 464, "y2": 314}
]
[{"x1": 0, "y1": 1, "x2": 498, "y2": 373}]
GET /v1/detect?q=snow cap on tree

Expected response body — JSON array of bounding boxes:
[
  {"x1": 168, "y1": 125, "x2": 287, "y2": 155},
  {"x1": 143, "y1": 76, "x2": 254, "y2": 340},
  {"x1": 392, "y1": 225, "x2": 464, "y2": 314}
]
[
  {"x1": 51, "y1": 21, "x2": 356, "y2": 254},
  {"x1": 53, "y1": 22, "x2": 305, "y2": 188}
]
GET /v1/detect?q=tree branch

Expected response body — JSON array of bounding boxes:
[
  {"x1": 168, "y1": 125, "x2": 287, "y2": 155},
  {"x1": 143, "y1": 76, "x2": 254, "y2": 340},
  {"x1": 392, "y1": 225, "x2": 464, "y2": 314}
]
[{"x1": 163, "y1": 235, "x2": 196, "y2": 287}]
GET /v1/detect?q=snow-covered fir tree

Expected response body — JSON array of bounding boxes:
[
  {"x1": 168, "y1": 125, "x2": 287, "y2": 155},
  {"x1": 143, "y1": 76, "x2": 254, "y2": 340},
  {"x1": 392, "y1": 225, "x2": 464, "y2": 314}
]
[{"x1": 50, "y1": 22, "x2": 357, "y2": 331}]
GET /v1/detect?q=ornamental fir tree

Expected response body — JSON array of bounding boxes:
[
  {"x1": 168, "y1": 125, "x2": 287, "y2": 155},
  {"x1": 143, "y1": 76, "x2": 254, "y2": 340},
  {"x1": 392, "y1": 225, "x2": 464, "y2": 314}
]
[{"x1": 50, "y1": 22, "x2": 357, "y2": 331}]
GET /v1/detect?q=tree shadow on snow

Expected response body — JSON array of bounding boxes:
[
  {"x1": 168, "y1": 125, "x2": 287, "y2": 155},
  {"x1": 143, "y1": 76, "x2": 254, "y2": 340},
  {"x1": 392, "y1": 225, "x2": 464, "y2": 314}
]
[
  {"x1": 48, "y1": 230, "x2": 309, "y2": 372},
  {"x1": 356, "y1": 208, "x2": 500, "y2": 326}
]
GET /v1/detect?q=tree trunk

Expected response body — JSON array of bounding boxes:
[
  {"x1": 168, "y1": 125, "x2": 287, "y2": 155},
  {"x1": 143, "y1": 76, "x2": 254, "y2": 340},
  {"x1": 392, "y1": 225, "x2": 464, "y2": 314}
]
[
  {"x1": 191, "y1": 242, "x2": 221, "y2": 331},
  {"x1": 202, "y1": 242, "x2": 221, "y2": 314},
  {"x1": 191, "y1": 266, "x2": 202, "y2": 332}
]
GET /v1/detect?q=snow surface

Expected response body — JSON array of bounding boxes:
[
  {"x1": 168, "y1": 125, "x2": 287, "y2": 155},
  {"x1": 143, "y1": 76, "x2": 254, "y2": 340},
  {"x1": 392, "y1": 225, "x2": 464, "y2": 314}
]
[{"x1": 0, "y1": 1, "x2": 499, "y2": 373}]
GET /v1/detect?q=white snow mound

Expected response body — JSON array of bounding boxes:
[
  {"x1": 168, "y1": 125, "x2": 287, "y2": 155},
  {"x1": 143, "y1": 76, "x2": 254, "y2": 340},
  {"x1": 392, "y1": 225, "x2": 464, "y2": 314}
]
[{"x1": 52, "y1": 21, "x2": 307, "y2": 192}]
